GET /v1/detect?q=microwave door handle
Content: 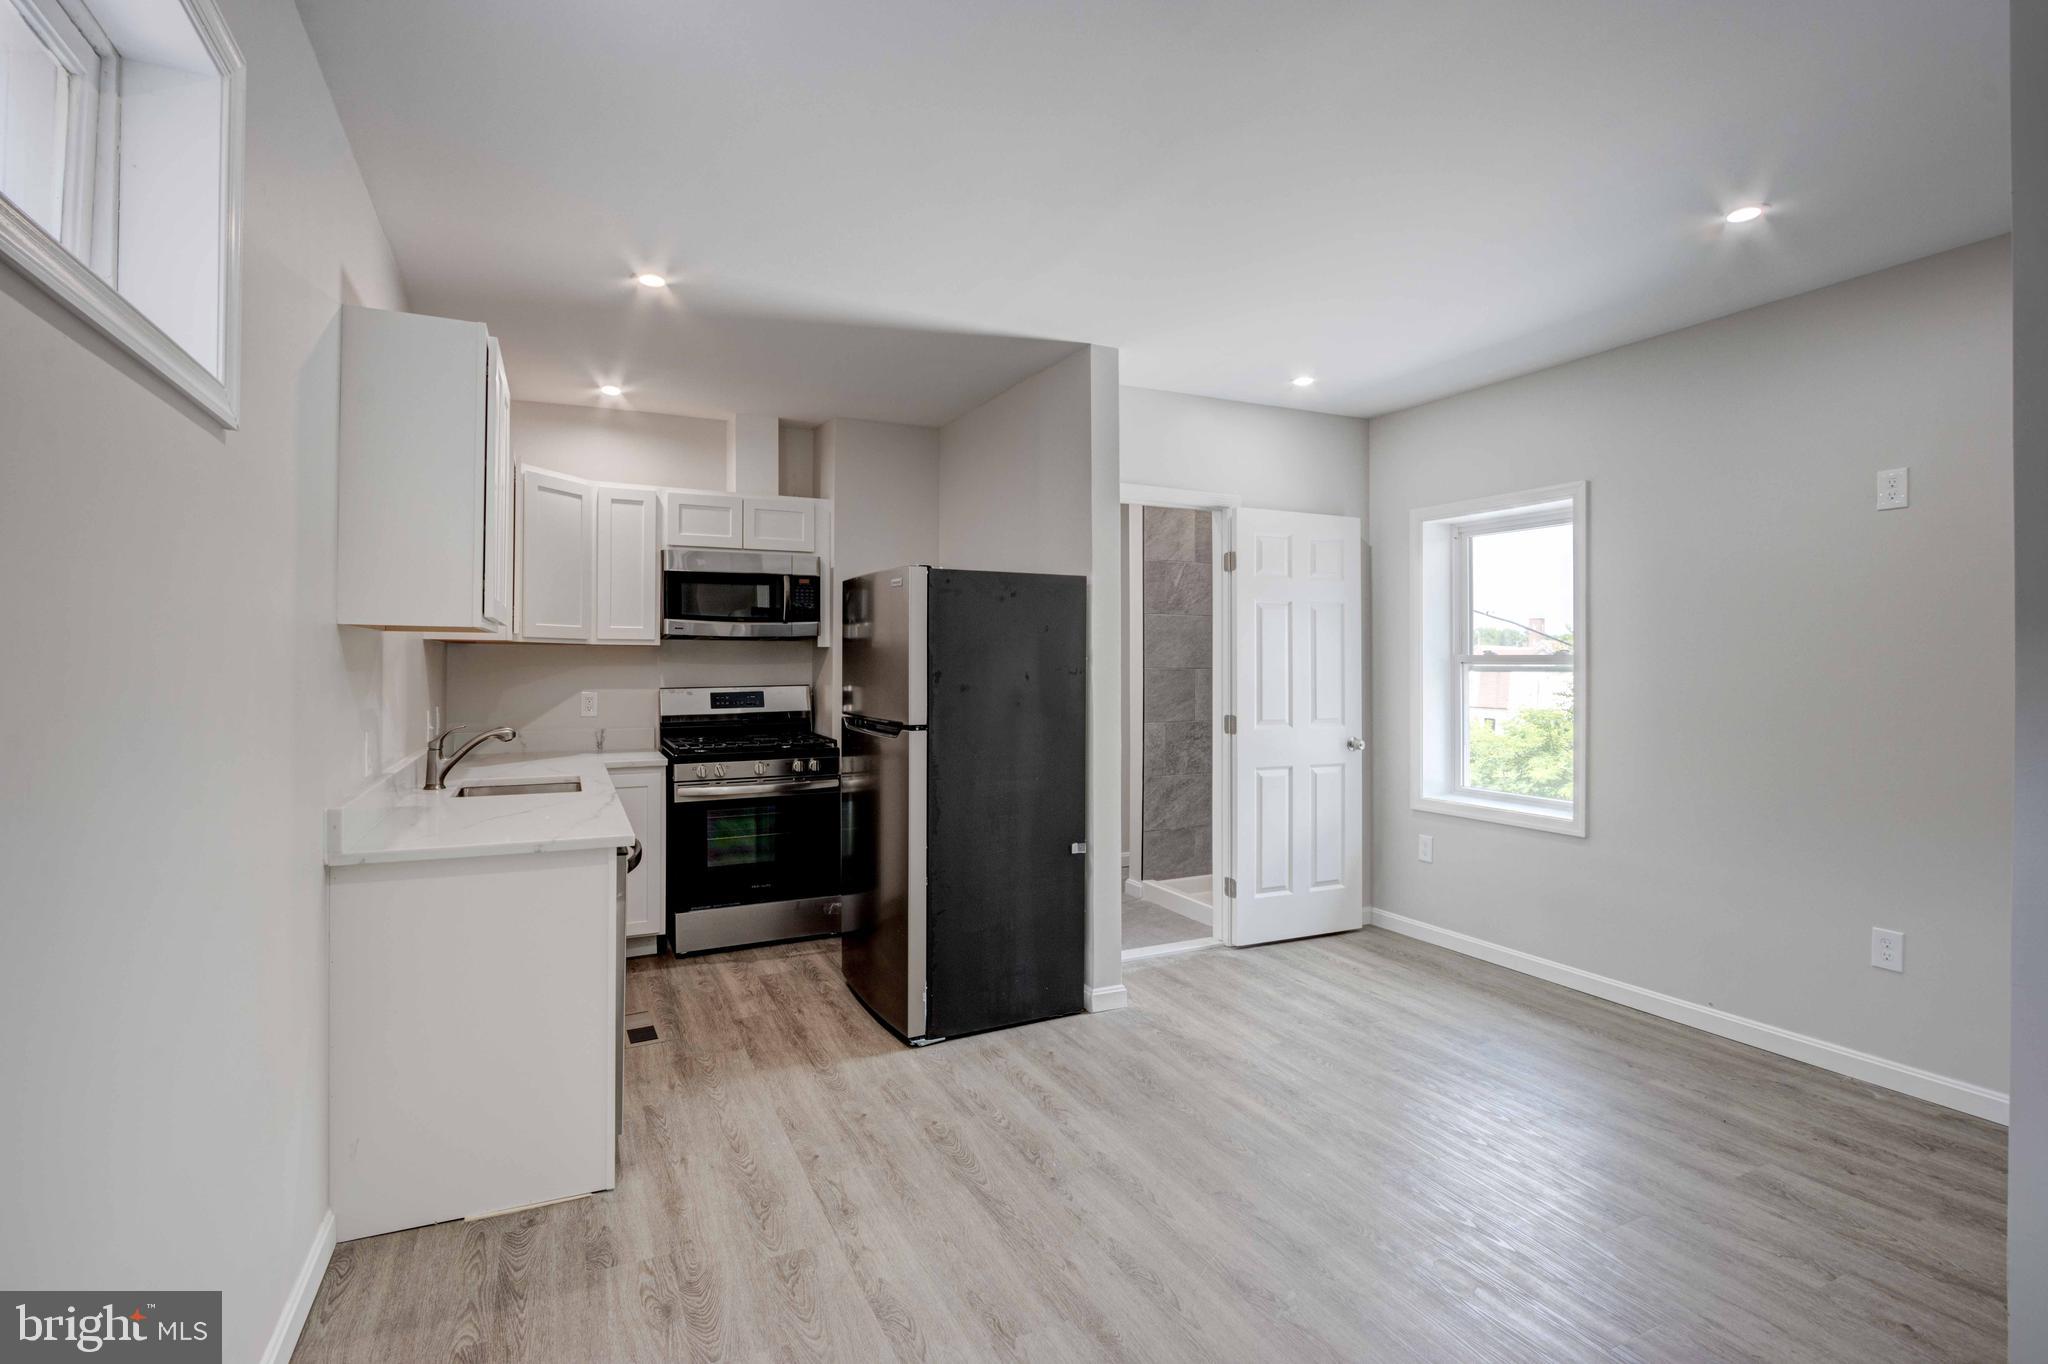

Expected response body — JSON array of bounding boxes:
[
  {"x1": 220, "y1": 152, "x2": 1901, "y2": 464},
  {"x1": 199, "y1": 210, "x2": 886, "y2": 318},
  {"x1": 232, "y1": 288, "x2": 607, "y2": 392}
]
[{"x1": 783, "y1": 574, "x2": 795, "y2": 624}]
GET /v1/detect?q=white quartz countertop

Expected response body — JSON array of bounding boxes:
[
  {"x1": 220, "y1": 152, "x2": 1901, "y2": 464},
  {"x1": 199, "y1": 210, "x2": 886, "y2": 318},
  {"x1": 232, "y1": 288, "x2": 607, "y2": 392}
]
[{"x1": 326, "y1": 751, "x2": 641, "y2": 867}]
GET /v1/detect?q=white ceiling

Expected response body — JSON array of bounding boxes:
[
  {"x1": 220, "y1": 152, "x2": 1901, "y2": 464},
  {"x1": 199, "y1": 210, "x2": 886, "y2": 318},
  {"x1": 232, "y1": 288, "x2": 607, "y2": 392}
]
[{"x1": 297, "y1": 0, "x2": 2010, "y2": 424}]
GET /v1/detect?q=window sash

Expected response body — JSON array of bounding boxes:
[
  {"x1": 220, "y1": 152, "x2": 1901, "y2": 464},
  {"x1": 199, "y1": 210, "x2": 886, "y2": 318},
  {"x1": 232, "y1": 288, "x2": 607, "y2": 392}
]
[
  {"x1": 1450, "y1": 509, "x2": 1577, "y2": 809},
  {"x1": 6, "y1": 0, "x2": 103, "y2": 258}
]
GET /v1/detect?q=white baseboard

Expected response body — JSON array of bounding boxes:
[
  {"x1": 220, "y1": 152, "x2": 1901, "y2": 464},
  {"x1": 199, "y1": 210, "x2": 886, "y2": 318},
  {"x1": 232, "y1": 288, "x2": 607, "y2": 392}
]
[
  {"x1": 1123, "y1": 936, "x2": 1221, "y2": 962},
  {"x1": 1370, "y1": 909, "x2": 2009, "y2": 1125},
  {"x1": 1125, "y1": 876, "x2": 1213, "y2": 926},
  {"x1": 259, "y1": 1208, "x2": 335, "y2": 1364},
  {"x1": 1085, "y1": 983, "x2": 1130, "y2": 1012}
]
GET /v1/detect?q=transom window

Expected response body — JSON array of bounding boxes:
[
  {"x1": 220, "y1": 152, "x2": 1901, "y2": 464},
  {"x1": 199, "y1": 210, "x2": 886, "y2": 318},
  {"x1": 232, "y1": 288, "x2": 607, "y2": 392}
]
[
  {"x1": 0, "y1": 0, "x2": 244, "y2": 425},
  {"x1": 1412, "y1": 483, "x2": 1587, "y2": 836}
]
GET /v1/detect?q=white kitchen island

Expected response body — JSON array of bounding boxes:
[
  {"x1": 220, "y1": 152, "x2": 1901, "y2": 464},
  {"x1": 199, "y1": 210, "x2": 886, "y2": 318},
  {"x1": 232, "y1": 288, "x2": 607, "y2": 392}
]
[{"x1": 325, "y1": 753, "x2": 636, "y2": 1242}]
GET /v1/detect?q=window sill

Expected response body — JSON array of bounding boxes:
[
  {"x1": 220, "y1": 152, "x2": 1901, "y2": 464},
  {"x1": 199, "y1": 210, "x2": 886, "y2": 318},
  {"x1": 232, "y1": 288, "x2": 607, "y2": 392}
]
[{"x1": 1412, "y1": 792, "x2": 1585, "y2": 838}]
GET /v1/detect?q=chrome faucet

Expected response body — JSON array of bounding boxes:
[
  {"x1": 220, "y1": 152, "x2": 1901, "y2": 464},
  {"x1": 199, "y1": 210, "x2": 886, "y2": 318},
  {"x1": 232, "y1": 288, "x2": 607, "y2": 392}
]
[{"x1": 423, "y1": 724, "x2": 517, "y2": 791}]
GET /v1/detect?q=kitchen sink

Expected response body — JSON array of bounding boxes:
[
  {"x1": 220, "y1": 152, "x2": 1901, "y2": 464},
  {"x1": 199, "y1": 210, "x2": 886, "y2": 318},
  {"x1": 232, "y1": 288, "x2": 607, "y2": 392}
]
[{"x1": 453, "y1": 779, "x2": 583, "y2": 797}]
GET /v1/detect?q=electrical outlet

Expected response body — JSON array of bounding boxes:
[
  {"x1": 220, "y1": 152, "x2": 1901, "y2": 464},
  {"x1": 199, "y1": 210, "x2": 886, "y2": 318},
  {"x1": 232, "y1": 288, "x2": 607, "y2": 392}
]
[
  {"x1": 580, "y1": 690, "x2": 598, "y2": 718},
  {"x1": 1871, "y1": 927, "x2": 1905, "y2": 973},
  {"x1": 1418, "y1": 834, "x2": 1434, "y2": 864},
  {"x1": 1875, "y1": 467, "x2": 1909, "y2": 510}
]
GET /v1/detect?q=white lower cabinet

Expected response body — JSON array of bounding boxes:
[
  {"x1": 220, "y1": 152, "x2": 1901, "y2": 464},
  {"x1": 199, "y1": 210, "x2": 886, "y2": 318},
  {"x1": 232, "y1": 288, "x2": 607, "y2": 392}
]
[
  {"x1": 329, "y1": 847, "x2": 618, "y2": 1241},
  {"x1": 606, "y1": 759, "x2": 667, "y2": 947}
]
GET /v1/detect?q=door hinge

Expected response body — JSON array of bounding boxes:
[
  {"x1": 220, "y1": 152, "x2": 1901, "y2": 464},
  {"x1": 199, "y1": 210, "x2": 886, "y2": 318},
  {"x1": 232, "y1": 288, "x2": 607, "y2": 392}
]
[
  {"x1": 1070, "y1": 842, "x2": 1088, "y2": 855},
  {"x1": 1223, "y1": 714, "x2": 1237, "y2": 735},
  {"x1": 1223, "y1": 550, "x2": 1237, "y2": 572},
  {"x1": 1223, "y1": 877, "x2": 1237, "y2": 899}
]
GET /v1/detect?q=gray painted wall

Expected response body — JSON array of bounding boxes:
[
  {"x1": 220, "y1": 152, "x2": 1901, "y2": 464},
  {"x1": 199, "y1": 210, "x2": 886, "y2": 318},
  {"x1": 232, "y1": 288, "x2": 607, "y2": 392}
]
[
  {"x1": 1369, "y1": 239, "x2": 2014, "y2": 1099},
  {"x1": 2011, "y1": 2, "x2": 2046, "y2": 1355},
  {"x1": 510, "y1": 400, "x2": 728, "y2": 488},
  {"x1": 1140, "y1": 506, "x2": 1213, "y2": 879},
  {"x1": 0, "y1": 0, "x2": 431, "y2": 1356},
  {"x1": 1121, "y1": 386, "x2": 1367, "y2": 518},
  {"x1": 939, "y1": 347, "x2": 1124, "y2": 1003}
]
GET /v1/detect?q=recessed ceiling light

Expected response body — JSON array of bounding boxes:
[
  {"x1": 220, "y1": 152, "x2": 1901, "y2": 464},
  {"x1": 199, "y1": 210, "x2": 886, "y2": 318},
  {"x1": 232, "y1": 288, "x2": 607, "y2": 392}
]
[
  {"x1": 1724, "y1": 204, "x2": 1767, "y2": 224},
  {"x1": 598, "y1": 384, "x2": 623, "y2": 397},
  {"x1": 635, "y1": 273, "x2": 669, "y2": 288},
  {"x1": 1291, "y1": 375, "x2": 1316, "y2": 388}
]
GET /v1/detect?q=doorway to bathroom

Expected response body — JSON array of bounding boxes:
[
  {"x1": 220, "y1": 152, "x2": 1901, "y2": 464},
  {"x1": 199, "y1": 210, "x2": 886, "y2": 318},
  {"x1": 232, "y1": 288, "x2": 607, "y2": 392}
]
[{"x1": 1121, "y1": 487, "x2": 1232, "y2": 959}]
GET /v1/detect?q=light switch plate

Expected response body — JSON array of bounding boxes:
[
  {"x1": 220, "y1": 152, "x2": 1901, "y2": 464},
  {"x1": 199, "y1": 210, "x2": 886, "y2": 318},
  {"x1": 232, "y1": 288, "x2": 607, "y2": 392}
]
[
  {"x1": 1418, "y1": 834, "x2": 1434, "y2": 864},
  {"x1": 1876, "y1": 468, "x2": 1909, "y2": 510},
  {"x1": 1871, "y1": 927, "x2": 1904, "y2": 972}
]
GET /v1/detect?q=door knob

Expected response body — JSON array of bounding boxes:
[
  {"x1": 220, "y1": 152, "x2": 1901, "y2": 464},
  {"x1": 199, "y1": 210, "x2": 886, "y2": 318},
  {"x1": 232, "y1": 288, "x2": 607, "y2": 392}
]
[{"x1": 1346, "y1": 737, "x2": 1364, "y2": 751}]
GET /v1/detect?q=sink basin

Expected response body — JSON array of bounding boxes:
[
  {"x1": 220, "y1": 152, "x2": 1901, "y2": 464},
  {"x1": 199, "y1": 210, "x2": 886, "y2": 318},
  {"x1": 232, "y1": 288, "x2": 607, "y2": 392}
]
[{"x1": 454, "y1": 779, "x2": 583, "y2": 798}]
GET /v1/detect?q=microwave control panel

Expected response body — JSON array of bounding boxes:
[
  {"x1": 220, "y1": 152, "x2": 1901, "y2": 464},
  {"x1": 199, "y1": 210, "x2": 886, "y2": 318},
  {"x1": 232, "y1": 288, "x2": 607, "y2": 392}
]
[{"x1": 790, "y1": 577, "x2": 819, "y2": 614}]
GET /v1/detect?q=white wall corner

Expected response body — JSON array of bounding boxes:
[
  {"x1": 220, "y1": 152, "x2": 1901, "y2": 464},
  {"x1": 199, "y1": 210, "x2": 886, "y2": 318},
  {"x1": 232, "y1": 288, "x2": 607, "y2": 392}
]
[
  {"x1": 727, "y1": 413, "x2": 780, "y2": 494},
  {"x1": 258, "y1": 1209, "x2": 335, "y2": 1364},
  {"x1": 1086, "y1": 344, "x2": 1126, "y2": 1007}
]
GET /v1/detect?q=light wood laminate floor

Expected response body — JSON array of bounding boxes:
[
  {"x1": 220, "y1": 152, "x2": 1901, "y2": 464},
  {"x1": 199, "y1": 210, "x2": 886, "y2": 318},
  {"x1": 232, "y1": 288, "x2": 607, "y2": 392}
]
[{"x1": 293, "y1": 928, "x2": 2007, "y2": 1363}]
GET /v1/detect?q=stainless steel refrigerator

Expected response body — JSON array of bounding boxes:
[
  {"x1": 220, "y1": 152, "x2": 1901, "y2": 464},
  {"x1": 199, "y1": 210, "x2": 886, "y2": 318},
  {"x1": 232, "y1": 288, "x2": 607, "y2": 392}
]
[{"x1": 839, "y1": 565, "x2": 1088, "y2": 1043}]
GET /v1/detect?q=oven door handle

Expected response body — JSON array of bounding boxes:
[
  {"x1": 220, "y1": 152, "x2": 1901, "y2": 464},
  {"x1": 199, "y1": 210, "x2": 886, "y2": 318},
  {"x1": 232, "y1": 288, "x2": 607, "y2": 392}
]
[{"x1": 672, "y1": 778, "x2": 840, "y2": 802}]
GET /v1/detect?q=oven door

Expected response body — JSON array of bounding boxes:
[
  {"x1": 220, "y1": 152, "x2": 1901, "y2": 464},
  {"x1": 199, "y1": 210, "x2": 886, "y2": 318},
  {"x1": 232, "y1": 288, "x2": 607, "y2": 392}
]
[{"x1": 669, "y1": 777, "x2": 840, "y2": 910}]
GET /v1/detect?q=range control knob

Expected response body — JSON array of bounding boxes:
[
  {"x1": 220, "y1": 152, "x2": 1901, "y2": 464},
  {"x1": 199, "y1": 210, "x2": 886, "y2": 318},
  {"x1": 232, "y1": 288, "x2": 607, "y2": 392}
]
[
  {"x1": 714, "y1": 763, "x2": 727, "y2": 778},
  {"x1": 754, "y1": 761, "x2": 767, "y2": 776},
  {"x1": 694, "y1": 764, "x2": 706, "y2": 779}
]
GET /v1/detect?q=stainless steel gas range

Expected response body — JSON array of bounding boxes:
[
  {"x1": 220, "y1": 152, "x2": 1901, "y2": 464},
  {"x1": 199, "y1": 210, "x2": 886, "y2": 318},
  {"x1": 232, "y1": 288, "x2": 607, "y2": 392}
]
[{"x1": 659, "y1": 685, "x2": 840, "y2": 954}]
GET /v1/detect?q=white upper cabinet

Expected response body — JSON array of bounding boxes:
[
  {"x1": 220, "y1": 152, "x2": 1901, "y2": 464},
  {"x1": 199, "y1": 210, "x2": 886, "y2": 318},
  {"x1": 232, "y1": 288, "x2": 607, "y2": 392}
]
[
  {"x1": 481, "y1": 340, "x2": 513, "y2": 629},
  {"x1": 517, "y1": 467, "x2": 596, "y2": 641},
  {"x1": 660, "y1": 490, "x2": 823, "y2": 553},
  {"x1": 337, "y1": 306, "x2": 510, "y2": 631},
  {"x1": 741, "y1": 496, "x2": 820, "y2": 553},
  {"x1": 661, "y1": 490, "x2": 744, "y2": 549},
  {"x1": 594, "y1": 484, "x2": 662, "y2": 643}
]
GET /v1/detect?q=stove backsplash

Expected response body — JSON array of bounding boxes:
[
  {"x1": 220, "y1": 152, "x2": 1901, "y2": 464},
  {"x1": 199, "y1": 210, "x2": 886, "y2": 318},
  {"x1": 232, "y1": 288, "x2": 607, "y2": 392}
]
[{"x1": 443, "y1": 639, "x2": 827, "y2": 756}]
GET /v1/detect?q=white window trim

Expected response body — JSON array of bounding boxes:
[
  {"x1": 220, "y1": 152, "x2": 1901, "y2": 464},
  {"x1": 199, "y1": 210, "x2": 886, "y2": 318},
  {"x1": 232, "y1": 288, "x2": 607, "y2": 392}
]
[
  {"x1": 0, "y1": 0, "x2": 244, "y2": 427},
  {"x1": 1410, "y1": 481, "x2": 1588, "y2": 837}
]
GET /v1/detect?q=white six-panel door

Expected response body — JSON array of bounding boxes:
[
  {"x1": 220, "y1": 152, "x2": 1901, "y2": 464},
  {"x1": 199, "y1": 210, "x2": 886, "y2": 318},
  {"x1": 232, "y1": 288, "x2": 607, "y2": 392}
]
[{"x1": 1231, "y1": 508, "x2": 1364, "y2": 945}]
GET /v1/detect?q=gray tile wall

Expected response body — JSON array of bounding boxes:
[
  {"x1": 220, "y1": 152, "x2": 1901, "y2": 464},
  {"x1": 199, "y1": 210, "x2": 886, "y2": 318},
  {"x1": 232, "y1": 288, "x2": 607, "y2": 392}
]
[{"x1": 1141, "y1": 506, "x2": 1211, "y2": 880}]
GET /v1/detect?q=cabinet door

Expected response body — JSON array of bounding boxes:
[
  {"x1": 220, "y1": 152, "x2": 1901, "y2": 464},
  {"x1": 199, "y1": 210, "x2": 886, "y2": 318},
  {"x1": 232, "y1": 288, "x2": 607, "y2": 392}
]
[
  {"x1": 518, "y1": 467, "x2": 595, "y2": 641},
  {"x1": 610, "y1": 768, "x2": 665, "y2": 939},
  {"x1": 740, "y1": 496, "x2": 818, "y2": 553},
  {"x1": 480, "y1": 339, "x2": 513, "y2": 628},
  {"x1": 594, "y1": 484, "x2": 661, "y2": 643},
  {"x1": 661, "y1": 490, "x2": 744, "y2": 548}
]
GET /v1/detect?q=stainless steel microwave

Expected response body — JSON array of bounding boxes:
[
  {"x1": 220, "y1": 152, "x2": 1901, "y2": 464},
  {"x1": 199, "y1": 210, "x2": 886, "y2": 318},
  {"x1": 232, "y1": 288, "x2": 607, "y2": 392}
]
[{"x1": 662, "y1": 549, "x2": 823, "y2": 639}]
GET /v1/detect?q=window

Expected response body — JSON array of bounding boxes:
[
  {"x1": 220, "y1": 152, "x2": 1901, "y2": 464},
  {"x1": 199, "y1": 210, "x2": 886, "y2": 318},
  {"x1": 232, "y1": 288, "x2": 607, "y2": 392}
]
[
  {"x1": 0, "y1": 0, "x2": 243, "y2": 425},
  {"x1": 0, "y1": 0, "x2": 87, "y2": 242},
  {"x1": 1411, "y1": 483, "x2": 1587, "y2": 836}
]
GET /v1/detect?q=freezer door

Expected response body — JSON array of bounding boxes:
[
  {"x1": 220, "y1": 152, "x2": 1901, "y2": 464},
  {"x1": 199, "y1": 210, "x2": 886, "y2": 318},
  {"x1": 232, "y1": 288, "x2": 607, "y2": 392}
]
[
  {"x1": 841, "y1": 567, "x2": 927, "y2": 728},
  {"x1": 924, "y1": 569, "x2": 1088, "y2": 1036},
  {"x1": 838, "y1": 719, "x2": 927, "y2": 1039}
]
